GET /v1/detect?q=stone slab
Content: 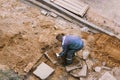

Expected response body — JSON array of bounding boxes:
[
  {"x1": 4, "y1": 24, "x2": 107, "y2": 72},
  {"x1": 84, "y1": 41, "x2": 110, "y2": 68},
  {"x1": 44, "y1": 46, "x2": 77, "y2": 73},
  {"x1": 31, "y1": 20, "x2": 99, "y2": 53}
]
[
  {"x1": 66, "y1": 63, "x2": 82, "y2": 72},
  {"x1": 99, "y1": 72, "x2": 116, "y2": 80},
  {"x1": 78, "y1": 63, "x2": 87, "y2": 77},
  {"x1": 33, "y1": 62, "x2": 54, "y2": 80}
]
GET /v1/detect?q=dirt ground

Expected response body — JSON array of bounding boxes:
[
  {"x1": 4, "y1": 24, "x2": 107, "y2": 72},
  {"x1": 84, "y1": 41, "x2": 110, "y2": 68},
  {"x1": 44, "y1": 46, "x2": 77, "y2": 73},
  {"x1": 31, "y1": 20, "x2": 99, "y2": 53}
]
[{"x1": 0, "y1": 0, "x2": 120, "y2": 80}]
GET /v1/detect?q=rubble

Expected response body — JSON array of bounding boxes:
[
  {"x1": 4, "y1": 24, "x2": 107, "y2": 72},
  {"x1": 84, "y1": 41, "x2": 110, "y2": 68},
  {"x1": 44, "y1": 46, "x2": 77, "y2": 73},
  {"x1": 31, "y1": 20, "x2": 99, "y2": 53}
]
[
  {"x1": 41, "y1": 9, "x2": 48, "y2": 15},
  {"x1": 86, "y1": 59, "x2": 94, "y2": 70},
  {"x1": 112, "y1": 67, "x2": 120, "y2": 80},
  {"x1": 79, "y1": 77, "x2": 85, "y2": 80},
  {"x1": 70, "y1": 69, "x2": 81, "y2": 77},
  {"x1": 44, "y1": 51, "x2": 57, "y2": 64},
  {"x1": 78, "y1": 63, "x2": 88, "y2": 77},
  {"x1": 82, "y1": 50, "x2": 90, "y2": 60},
  {"x1": 0, "y1": 0, "x2": 120, "y2": 80},
  {"x1": 81, "y1": 27, "x2": 89, "y2": 32},
  {"x1": 99, "y1": 72, "x2": 116, "y2": 80},
  {"x1": 24, "y1": 62, "x2": 34, "y2": 73},
  {"x1": 65, "y1": 63, "x2": 82, "y2": 72},
  {"x1": 101, "y1": 66, "x2": 111, "y2": 70},
  {"x1": 94, "y1": 66, "x2": 102, "y2": 72},
  {"x1": 33, "y1": 62, "x2": 54, "y2": 80}
]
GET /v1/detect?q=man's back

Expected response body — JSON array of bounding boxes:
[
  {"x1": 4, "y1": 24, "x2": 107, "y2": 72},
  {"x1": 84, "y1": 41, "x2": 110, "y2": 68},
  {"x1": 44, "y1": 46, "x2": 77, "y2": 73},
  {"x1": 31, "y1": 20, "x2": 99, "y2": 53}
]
[{"x1": 62, "y1": 35, "x2": 83, "y2": 50}]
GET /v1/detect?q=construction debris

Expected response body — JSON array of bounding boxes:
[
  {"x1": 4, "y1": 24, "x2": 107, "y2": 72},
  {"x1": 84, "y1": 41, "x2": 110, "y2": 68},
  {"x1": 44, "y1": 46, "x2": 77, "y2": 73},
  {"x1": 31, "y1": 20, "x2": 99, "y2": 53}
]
[
  {"x1": 44, "y1": 51, "x2": 57, "y2": 64},
  {"x1": 70, "y1": 69, "x2": 81, "y2": 77},
  {"x1": 94, "y1": 66, "x2": 102, "y2": 72},
  {"x1": 82, "y1": 50, "x2": 90, "y2": 60},
  {"x1": 112, "y1": 67, "x2": 120, "y2": 76},
  {"x1": 112, "y1": 67, "x2": 120, "y2": 80},
  {"x1": 65, "y1": 62, "x2": 82, "y2": 72},
  {"x1": 33, "y1": 62, "x2": 54, "y2": 80},
  {"x1": 41, "y1": 9, "x2": 48, "y2": 15},
  {"x1": 101, "y1": 66, "x2": 111, "y2": 70},
  {"x1": 86, "y1": 59, "x2": 94, "y2": 70},
  {"x1": 1, "y1": 0, "x2": 120, "y2": 80},
  {"x1": 78, "y1": 63, "x2": 88, "y2": 77},
  {"x1": 99, "y1": 72, "x2": 116, "y2": 80},
  {"x1": 79, "y1": 77, "x2": 85, "y2": 80}
]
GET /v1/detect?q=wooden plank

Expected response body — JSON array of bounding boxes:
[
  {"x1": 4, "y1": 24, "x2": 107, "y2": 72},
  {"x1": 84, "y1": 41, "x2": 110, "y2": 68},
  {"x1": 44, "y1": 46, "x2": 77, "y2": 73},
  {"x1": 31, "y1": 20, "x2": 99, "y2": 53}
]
[{"x1": 52, "y1": 0, "x2": 88, "y2": 16}]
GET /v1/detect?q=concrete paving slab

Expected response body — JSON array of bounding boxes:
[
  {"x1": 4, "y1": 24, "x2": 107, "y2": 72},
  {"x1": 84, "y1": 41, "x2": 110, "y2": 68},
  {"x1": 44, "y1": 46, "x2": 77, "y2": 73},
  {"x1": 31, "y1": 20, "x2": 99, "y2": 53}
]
[
  {"x1": 99, "y1": 72, "x2": 116, "y2": 80},
  {"x1": 33, "y1": 62, "x2": 54, "y2": 80}
]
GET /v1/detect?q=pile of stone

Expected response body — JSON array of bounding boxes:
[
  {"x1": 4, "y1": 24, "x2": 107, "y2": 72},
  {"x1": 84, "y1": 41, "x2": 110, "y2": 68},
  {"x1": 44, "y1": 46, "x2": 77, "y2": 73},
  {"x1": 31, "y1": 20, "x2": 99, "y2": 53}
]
[{"x1": 65, "y1": 49, "x2": 119, "y2": 80}]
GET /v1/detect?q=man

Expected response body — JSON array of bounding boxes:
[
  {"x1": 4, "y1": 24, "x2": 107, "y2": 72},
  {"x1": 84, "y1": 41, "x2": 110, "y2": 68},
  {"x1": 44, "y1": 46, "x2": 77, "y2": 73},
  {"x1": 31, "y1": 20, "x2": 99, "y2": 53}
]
[{"x1": 56, "y1": 33, "x2": 84, "y2": 66}]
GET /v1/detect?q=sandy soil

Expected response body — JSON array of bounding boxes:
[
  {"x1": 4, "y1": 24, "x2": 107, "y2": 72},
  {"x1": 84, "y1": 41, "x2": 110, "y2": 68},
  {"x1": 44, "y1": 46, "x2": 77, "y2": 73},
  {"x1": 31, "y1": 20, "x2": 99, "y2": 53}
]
[{"x1": 0, "y1": 0, "x2": 120, "y2": 80}]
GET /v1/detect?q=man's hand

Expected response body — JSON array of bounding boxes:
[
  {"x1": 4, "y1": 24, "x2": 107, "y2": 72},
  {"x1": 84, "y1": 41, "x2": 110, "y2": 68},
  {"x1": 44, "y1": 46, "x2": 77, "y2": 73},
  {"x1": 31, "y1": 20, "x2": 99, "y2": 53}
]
[{"x1": 56, "y1": 53, "x2": 60, "y2": 58}]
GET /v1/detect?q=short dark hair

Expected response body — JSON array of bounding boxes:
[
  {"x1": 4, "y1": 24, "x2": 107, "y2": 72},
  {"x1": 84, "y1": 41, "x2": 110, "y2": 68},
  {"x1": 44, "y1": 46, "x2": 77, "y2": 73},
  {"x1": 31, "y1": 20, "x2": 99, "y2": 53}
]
[{"x1": 56, "y1": 33, "x2": 65, "y2": 41}]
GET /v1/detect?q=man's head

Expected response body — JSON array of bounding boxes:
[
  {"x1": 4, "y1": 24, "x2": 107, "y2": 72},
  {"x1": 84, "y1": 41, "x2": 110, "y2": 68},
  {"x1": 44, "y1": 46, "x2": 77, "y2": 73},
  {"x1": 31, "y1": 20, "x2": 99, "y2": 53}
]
[{"x1": 56, "y1": 33, "x2": 65, "y2": 42}]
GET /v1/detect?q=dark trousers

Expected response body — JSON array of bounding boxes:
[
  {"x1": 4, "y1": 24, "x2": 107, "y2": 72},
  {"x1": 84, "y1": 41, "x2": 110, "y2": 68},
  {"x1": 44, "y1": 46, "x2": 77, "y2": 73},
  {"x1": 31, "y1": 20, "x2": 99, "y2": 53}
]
[{"x1": 63, "y1": 50, "x2": 77, "y2": 65}]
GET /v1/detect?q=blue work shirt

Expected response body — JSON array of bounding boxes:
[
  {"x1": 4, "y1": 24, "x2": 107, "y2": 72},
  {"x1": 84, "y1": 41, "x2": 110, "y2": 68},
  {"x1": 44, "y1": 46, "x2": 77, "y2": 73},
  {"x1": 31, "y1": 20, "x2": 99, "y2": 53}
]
[{"x1": 59, "y1": 35, "x2": 84, "y2": 56}]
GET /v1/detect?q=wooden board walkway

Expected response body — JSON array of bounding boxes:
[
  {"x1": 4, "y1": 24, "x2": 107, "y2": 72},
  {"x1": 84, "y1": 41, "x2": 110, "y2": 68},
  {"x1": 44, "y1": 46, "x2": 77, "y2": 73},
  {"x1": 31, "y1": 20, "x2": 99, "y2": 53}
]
[{"x1": 51, "y1": 0, "x2": 89, "y2": 17}]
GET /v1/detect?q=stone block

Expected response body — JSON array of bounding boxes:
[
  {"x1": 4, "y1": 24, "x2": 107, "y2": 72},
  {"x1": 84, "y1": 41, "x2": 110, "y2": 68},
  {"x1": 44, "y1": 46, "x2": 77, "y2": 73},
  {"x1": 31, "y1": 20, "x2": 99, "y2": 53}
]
[
  {"x1": 33, "y1": 62, "x2": 54, "y2": 80},
  {"x1": 41, "y1": 10, "x2": 48, "y2": 15}
]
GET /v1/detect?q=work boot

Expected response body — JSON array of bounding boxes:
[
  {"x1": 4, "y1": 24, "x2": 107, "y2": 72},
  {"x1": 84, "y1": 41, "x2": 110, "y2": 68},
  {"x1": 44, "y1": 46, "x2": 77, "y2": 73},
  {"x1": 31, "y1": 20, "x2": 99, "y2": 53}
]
[{"x1": 66, "y1": 58, "x2": 72, "y2": 65}]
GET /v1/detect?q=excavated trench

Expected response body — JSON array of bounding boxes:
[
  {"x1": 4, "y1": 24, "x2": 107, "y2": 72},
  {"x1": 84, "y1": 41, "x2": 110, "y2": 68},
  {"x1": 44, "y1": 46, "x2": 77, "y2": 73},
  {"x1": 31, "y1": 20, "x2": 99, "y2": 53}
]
[{"x1": 0, "y1": 0, "x2": 120, "y2": 80}]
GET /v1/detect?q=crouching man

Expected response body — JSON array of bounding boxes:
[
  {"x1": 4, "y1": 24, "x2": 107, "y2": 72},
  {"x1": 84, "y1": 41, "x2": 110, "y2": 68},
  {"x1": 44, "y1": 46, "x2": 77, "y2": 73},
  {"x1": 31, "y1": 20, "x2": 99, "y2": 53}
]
[{"x1": 56, "y1": 33, "x2": 84, "y2": 66}]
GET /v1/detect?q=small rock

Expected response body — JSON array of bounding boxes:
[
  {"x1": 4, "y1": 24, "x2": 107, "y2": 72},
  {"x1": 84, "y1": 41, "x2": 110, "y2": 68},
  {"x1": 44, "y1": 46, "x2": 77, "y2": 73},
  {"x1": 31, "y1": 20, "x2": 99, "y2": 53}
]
[
  {"x1": 81, "y1": 27, "x2": 89, "y2": 32},
  {"x1": 86, "y1": 59, "x2": 94, "y2": 70},
  {"x1": 94, "y1": 66, "x2": 102, "y2": 72},
  {"x1": 41, "y1": 10, "x2": 48, "y2": 15},
  {"x1": 99, "y1": 72, "x2": 116, "y2": 80},
  {"x1": 82, "y1": 50, "x2": 90, "y2": 60}
]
